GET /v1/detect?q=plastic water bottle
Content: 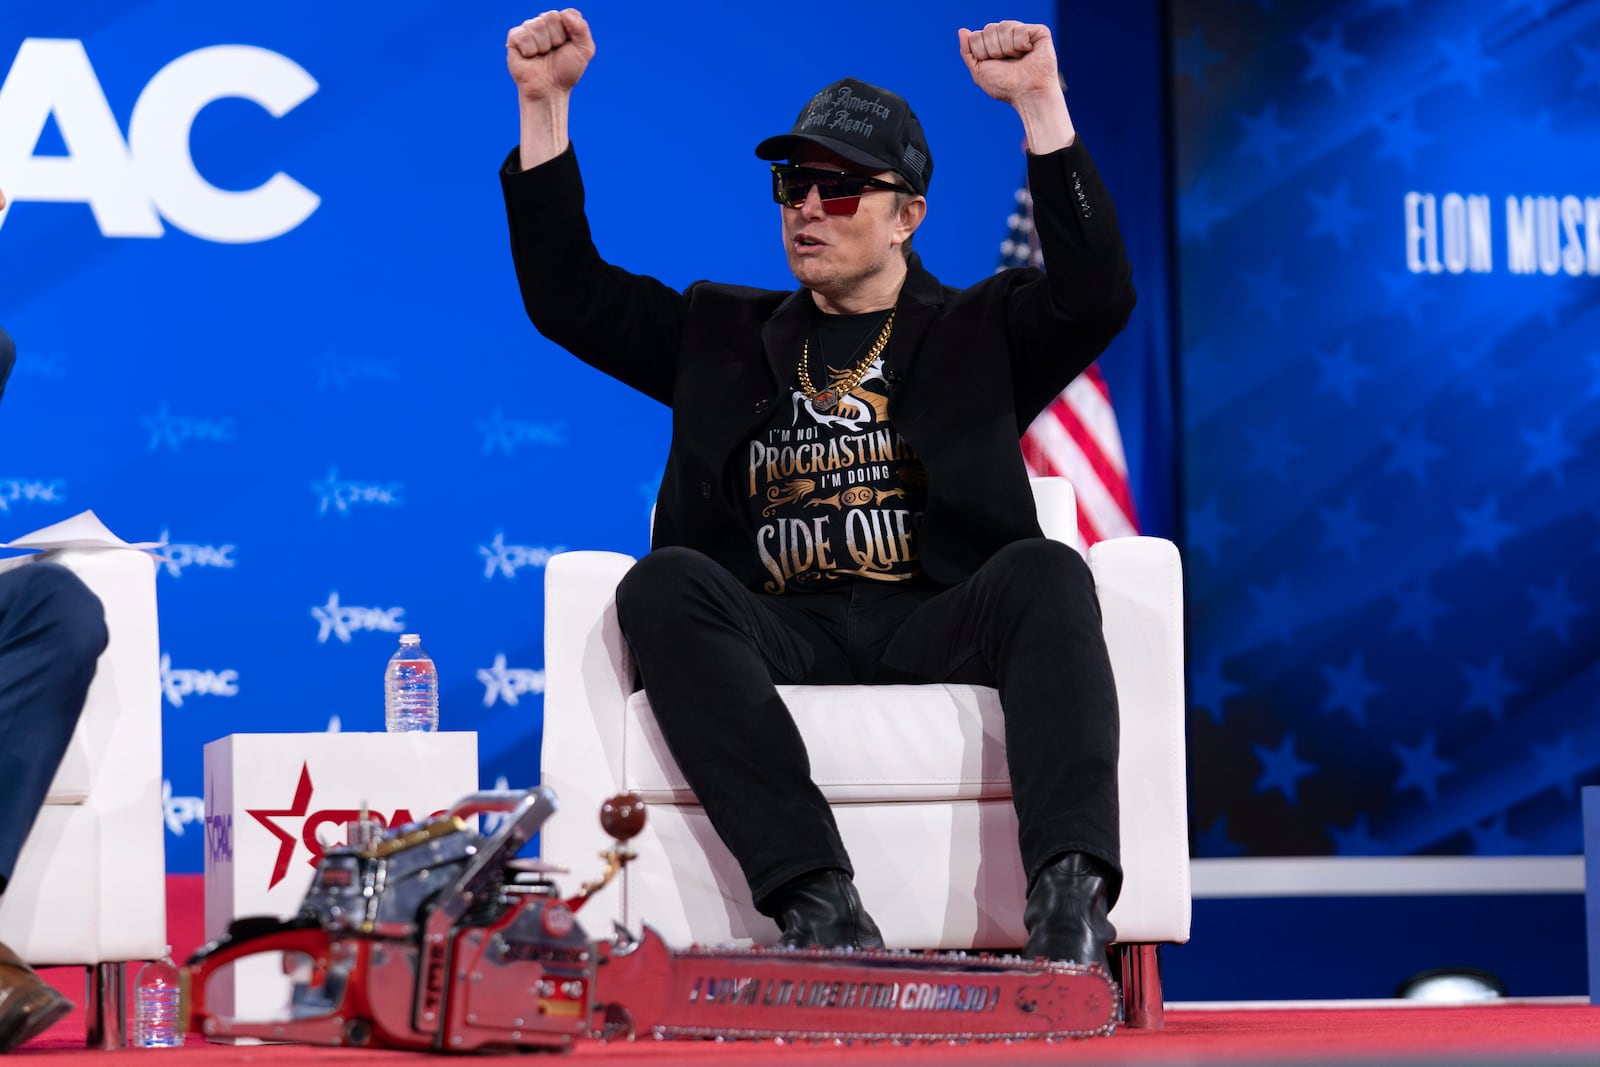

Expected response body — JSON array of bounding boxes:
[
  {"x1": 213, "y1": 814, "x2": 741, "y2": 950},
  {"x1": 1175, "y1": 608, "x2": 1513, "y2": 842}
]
[
  {"x1": 132, "y1": 950, "x2": 183, "y2": 1048},
  {"x1": 385, "y1": 633, "x2": 439, "y2": 732}
]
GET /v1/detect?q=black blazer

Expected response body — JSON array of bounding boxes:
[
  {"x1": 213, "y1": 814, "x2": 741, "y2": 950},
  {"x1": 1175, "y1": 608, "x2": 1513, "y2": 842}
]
[{"x1": 500, "y1": 140, "x2": 1135, "y2": 590}]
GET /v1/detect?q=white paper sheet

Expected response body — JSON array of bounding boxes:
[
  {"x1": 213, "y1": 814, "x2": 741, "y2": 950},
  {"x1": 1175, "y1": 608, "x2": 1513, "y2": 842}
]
[{"x1": 0, "y1": 509, "x2": 165, "y2": 551}]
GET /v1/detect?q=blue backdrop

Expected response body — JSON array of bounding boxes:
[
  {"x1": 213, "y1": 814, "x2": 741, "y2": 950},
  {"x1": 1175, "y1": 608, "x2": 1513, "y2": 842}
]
[
  {"x1": 1174, "y1": 0, "x2": 1600, "y2": 858},
  {"x1": 11, "y1": 0, "x2": 1590, "y2": 883},
  {"x1": 0, "y1": 1, "x2": 1083, "y2": 873},
  {"x1": 1051, "y1": 3, "x2": 1178, "y2": 544}
]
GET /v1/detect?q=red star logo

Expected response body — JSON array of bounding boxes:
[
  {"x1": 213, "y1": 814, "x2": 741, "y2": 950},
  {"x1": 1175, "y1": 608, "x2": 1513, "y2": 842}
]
[{"x1": 246, "y1": 762, "x2": 314, "y2": 890}]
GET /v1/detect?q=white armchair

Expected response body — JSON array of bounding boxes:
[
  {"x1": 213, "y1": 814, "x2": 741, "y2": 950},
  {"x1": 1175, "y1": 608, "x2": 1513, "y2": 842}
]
[
  {"x1": 0, "y1": 512, "x2": 168, "y2": 1049},
  {"x1": 540, "y1": 478, "x2": 1189, "y2": 1028}
]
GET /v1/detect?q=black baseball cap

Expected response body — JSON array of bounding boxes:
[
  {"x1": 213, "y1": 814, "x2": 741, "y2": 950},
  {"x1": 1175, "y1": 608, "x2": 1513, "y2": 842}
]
[{"x1": 755, "y1": 77, "x2": 933, "y2": 196}]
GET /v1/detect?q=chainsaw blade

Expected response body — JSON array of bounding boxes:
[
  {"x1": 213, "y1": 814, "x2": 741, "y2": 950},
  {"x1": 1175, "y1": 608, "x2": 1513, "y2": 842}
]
[{"x1": 596, "y1": 932, "x2": 1119, "y2": 1043}]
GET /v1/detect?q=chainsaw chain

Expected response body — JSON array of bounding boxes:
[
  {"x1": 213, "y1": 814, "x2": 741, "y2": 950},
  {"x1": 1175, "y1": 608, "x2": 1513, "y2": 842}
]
[{"x1": 648, "y1": 944, "x2": 1120, "y2": 1043}]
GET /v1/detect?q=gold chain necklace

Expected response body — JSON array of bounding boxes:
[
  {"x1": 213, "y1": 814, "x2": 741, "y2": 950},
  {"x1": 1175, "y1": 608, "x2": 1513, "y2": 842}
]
[{"x1": 796, "y1": 309, "x2": 896, "y2": 414}]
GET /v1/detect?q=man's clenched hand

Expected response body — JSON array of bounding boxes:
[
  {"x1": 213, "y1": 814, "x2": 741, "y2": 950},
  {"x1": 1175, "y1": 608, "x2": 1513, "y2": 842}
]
[
  {"x1": 507, "y1": 9, "x2": 595, "y2": 101},
  {"x1": 959, "y1": 21, "x2": 1074, "y2": 153},
  {"x1": 959, "y1": 21, "x2": 1060, "y2": 106}
]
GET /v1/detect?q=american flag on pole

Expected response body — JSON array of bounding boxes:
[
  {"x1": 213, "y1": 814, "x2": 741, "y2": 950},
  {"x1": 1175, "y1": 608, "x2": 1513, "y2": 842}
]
[{"x1": 999, "y1": 178, "x2": 1140, "y2": 546}]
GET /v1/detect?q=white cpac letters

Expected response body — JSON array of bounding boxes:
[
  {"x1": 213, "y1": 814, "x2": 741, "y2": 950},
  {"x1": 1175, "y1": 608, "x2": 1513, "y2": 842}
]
[
  {"x1": 0, "y1": 38, "x2": 156, "y2": 235},
  {"x1": 0, "y1": 38, "x2": 319, "y2": 243}
]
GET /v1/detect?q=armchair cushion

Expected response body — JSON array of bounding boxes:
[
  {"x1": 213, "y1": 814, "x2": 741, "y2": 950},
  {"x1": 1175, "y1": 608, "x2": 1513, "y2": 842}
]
[{"x1": 624, "y1": 684, "x2": 1011, "y2": 804}]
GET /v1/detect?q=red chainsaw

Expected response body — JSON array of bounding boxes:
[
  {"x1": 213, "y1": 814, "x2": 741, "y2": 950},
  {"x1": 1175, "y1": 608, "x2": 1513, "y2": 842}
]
[{"x1": 181, "y1": 786, "x2": 1119, "y2": 1051}]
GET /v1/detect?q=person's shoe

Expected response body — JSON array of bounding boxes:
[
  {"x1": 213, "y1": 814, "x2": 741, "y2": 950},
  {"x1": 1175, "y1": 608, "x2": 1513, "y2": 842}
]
[
  {"x1": 1022, "y1": 853, "x2": 1117, "y2": 971},
  {"x1": 0, "y1": 941, "x2": 73, "y2": 1052},
  {"x1": 768, "y1": 869, "x2": 885, "y2": 950}
]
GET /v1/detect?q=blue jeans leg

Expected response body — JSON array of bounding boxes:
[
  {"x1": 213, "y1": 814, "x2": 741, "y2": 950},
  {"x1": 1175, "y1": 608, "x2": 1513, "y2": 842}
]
[{"x1": 0, "y1": 562, "x2": 108, "y2": 888}]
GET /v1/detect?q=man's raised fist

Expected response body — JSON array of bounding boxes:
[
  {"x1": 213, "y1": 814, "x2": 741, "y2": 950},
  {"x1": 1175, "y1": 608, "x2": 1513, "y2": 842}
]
[
  {"x1": 959, "y1": 21, "x2": 1060, "y2": 105},
  {"x1": 507, "y1": 9, "x2": 595, "y2": 100}
]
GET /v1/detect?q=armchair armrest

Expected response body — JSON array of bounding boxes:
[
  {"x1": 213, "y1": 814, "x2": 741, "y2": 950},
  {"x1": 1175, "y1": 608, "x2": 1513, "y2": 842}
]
[
  {"x1": 1088, "y1": 535, "x2": 1190, "y2": 943},
  {"x1": 0, "y1": 542, "x2": 167, "y2": 963},
  {"x1": 539, "y1": 550, "x2": 636, "y2": 926}
]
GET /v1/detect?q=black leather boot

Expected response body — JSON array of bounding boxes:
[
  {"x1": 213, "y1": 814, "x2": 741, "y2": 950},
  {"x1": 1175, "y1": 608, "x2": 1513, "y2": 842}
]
[
  {"x1": 1022, "y1": 853, "x2": 1117, "y2": 970},
  {"x1": 767, "y1": 869, "x2": 885, "y2": 950}
]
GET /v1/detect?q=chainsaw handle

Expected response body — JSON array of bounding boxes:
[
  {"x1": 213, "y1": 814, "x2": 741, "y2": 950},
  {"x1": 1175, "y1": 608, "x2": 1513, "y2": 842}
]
[
  {"x1": 441, "y1": 787, "x2": 558, "y2": 893},
  {"x1": 182, "y1": 921, "x2": 334, "y2": 1040},
  {"x1": 444, "y1": 788, "x2": 556, "y2": 822}
]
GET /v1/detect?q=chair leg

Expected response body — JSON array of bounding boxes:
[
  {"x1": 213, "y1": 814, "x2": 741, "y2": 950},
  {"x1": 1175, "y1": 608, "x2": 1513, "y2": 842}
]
[
  {"x1": 1114, "y1": 943, "x2": 1164, "y2": 1030},
  {"x1": 84, "y1": 962, "x2": 127, "y2": 1050}
]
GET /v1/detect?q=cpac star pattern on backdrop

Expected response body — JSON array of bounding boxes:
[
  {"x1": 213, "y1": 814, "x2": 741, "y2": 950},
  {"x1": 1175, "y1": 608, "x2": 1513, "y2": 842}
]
[
  {"x1": 2, "y1": 0, "x2": 1043, "y2": 874},
  {"x1": 1173, "y1": 0, "x2": 1600, "y2": 858}
]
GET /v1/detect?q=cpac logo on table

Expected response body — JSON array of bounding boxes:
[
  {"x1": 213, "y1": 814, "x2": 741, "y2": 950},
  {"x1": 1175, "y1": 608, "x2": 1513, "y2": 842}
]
[
  {"x1": 164, "y1": 779, "x2": 234, "y2": 865},
  {"x1": 203, "y1": 785, "x2": 233, "y2": 864},
  {"x1": 0, "y1": 39, "x2": 318, "y2": 243},
  {"x1": 247, "y1": 762, "x2": 444, "y2": 889}
]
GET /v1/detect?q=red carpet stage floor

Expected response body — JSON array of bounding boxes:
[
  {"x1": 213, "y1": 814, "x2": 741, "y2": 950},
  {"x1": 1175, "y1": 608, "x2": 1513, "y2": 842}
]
[{"x1": 16, "y1": 877, "x2": 1600, "y2": 1064}]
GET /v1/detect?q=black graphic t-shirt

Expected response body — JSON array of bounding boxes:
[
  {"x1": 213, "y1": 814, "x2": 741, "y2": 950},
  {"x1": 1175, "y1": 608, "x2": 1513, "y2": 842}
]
[{"x1": 739, "y1": 308, "x2": 928, "y2": 594}]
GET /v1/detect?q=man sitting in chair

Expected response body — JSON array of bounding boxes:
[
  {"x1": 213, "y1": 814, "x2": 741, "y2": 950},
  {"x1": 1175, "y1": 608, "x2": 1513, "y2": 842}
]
[
  {"x1": 500, "y1": 11, "x2": 1133, "y2": 968},
  {"x1": 0, "y1": 299, "x2": 112, "y2": 1048}
]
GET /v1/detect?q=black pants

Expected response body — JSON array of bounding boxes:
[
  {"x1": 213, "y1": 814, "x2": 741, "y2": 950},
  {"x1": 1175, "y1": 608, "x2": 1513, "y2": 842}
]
[
  {"x1": 0, "y1": 562, "x2": 107, "y2": 889},
  {"x1": 614, "y1": 538, "x2": 1121, "y2": 915}
]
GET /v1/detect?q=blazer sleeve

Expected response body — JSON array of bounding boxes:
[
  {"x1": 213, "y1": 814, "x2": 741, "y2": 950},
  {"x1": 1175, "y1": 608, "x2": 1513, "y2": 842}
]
[
  {"x1": 1001, "y1": 139, "x2": 1137, "y2": 420},
  {"x1": 500, "y1": 144, "x2": 685, "y2": 407}
]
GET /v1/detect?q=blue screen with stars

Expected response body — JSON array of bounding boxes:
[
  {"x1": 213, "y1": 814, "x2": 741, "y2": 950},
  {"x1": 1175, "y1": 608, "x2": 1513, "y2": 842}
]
[{"x1": 1173, "y1": 0, "x2": 1600, "y2": 857}]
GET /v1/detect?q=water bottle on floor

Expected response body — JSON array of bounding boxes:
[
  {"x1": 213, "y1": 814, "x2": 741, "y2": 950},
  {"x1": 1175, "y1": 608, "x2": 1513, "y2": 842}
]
[
  {"x1": 385, "y1": 633, "x2": 438, "y2": 732},
  {"x1": 132, "y1": 950, "x2": 183, "y2": 1048}
]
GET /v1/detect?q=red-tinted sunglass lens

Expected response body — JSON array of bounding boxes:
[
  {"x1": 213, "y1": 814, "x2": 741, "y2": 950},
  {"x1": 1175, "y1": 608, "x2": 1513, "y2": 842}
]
[{"x1": 773, "y1": 167, "x2": 868, "y2": 215}]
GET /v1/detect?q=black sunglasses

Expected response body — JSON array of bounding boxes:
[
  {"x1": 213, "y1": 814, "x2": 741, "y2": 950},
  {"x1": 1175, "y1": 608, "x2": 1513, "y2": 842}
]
[{"x1": 770, "y1": 163, "x2": 913, "y2": 216}]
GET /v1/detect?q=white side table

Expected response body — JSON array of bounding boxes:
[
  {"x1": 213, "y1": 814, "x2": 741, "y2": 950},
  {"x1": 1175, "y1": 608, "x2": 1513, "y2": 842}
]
[{"x1": 202, "y1": 731, "x2": 479, "y2": 1027}]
